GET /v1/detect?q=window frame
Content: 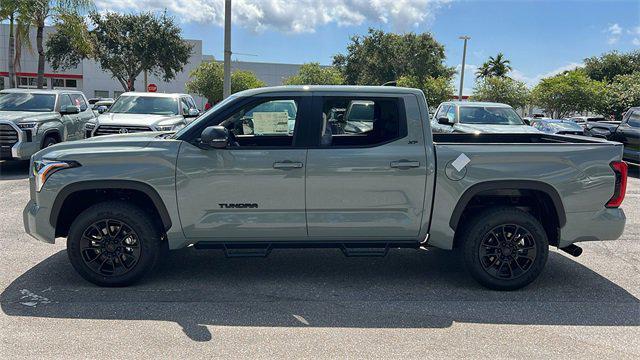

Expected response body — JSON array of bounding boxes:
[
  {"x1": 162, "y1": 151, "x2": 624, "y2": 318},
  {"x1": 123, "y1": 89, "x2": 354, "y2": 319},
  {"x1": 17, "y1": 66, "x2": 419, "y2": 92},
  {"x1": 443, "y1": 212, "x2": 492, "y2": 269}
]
[
  {"x1": 179, "y1": 95, "x2": 311, "y2": 150},
  {"x1": 307, "y1": 95, "x2": 408, "y2": 149}
]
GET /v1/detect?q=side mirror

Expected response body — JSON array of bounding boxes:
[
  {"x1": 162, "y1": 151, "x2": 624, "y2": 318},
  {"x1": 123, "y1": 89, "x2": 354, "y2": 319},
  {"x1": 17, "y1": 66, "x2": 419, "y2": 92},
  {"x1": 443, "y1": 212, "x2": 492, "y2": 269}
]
[
  {"x1": 200, "y1": 126, "x2": 229, "y2": 149},
  {"x1": 438, "y1": 117, "x2": 452, "y2": 125},
  {"x1": 61, "y1": 105, "x2": 80, "y2": 115},
  {"x1": 187, "y1": 108, "x2": 200, "y2": 117}
]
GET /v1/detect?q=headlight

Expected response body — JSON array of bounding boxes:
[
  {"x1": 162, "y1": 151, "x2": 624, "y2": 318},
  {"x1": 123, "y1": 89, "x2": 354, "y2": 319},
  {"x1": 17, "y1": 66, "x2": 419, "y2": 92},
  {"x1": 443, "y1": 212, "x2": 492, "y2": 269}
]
[
  {"x1": 85, "y1": 122, "x2": 96, "y2": 130},
  {"x1": 18, "y1": 122, "x2": 38, "y2": 132},
  {"x1": 32, "y1": 160, "x2": 80, "y2": 192},
  {"x1": 156, "y1": 123, "x2": 184, "y2": 132}
]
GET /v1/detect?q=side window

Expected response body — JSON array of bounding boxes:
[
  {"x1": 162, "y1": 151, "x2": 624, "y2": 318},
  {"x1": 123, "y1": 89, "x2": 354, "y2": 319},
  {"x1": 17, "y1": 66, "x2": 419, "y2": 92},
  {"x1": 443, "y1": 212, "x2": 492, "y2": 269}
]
[
  {"x1": 187, "y1": 96, "x2": 198, "y2": 110},
  {"x1": 58, "y1": 94, "x2": 72, "y2": 110},
  {"x1": 218, "y1": 98, "x2": 299, "y2": 147},
  {"x1": 69, "y1": 94, "x2": 88, "y2": 111},
  {"x1": 319, "y1": 97, "x2": 403, "y2": 147},
  {"x1": 446, "y1": 106, "x2": 456, "y2": 123},
  {"x1": 435, "y1": 105, "x2": 449, "y2": 120},
  {"x1": 180, "y1": 97, "x2": 190, "y2": 115}
]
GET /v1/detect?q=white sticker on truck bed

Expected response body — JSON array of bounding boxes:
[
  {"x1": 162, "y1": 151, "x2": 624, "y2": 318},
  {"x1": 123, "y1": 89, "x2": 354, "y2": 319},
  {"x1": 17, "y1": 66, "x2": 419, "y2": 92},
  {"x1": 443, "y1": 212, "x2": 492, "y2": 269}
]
[{"x1": 451, "y1": 153, "x2": 470, "y2": 172}]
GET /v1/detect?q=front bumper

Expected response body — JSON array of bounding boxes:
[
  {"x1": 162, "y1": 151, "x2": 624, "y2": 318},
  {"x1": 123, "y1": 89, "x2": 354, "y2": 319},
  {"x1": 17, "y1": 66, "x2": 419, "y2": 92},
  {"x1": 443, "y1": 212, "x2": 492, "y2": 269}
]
[
  {"x1": 560, "y1": 208, "x2": 626, "y2": 247},
  {"x1": 0, "y1": 121, "x2": 40, "y2": 160},
  {"x1": 23, "y1": 200, "x2": 56, "y2": 244}
]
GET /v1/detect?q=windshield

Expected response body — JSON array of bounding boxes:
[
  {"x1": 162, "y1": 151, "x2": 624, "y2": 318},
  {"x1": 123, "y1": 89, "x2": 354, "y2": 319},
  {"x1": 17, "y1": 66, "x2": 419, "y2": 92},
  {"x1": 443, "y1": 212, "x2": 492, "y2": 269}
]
[
  {"x1": 109, "y1": 96, "x2": 178, "y2": 115},
  {"x1": 628, "y1": 111, "x2": 640, "y2": 127},
  {"x1": 347, "y1": 101, "x2": 375, "y2": 122},
  {"x1": 0, "y1": 93, "x2": 56, "y2": 112},
  {"x1": 459, "y1": 106, "x2": 525, "y2": 125},
  {"x1": 172, "y1": 94, "x2": 239, "y2": 139}
]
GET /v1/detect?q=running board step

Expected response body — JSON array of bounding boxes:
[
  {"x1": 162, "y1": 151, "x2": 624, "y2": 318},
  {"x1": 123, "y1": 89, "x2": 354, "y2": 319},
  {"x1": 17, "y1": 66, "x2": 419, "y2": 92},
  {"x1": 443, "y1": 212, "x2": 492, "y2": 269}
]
[
  {"x1": 193, "y1": 241, "x2": 416, "y2": 258},
  {"x1": 340, "y1": 243, "x2": 390, "y2": 257}
]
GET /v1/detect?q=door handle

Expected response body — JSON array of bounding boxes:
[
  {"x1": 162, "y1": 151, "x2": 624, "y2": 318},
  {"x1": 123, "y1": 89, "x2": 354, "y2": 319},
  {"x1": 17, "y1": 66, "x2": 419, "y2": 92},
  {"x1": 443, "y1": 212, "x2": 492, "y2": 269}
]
[
  {"x1": 273, "y1": 161, "x2": 303, "y2": 169},
  {"x1": 390, "y1": 160, "x2": 420, "y2": 169}
]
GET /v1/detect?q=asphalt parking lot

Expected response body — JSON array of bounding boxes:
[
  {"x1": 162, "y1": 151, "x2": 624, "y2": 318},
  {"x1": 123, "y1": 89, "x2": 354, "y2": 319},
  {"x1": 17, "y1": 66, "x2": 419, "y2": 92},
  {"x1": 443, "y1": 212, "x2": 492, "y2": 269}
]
[{"x1": 0, "y1": 160, "x2": 639, "y2": 359}]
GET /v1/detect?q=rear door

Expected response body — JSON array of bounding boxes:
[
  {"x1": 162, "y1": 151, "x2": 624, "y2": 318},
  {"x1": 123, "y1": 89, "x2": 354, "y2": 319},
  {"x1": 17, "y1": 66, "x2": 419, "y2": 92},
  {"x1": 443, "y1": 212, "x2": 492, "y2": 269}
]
[
  {"x1": 305, "y1": 93, "x2": 428, "y2": 240},
  {"x1": 176, "y1": 95, "x2": 311, "y2": 240}
]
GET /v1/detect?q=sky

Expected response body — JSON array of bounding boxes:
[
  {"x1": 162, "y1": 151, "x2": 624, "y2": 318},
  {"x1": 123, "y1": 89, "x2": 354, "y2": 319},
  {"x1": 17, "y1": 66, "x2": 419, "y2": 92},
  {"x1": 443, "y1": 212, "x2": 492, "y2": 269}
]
[{"x1": 95, "y1": 0, "x2": 639, "y2": 95}]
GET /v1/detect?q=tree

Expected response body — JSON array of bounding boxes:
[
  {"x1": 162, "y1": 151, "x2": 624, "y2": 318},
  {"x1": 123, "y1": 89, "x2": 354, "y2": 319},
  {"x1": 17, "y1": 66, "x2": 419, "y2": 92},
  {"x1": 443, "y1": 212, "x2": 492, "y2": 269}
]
[
  {"x1": 283, "y1": 62, "x2": 343, "y2": 85},
  {"x1": 46, "y1": 11, "x2": 193, "y2": 91},
  {"x1": 333, "y1": 28, "x2": 455, "y2": 85},
  {"x1": 598, "y1": 72, "x2": 640, "y2": 120},
  {"x1": 472, "y1": 76, "x2": 530, "y2": 109},
  {"x1": 476, "y1": 52, "x2": 512, "y2": 79},
  {"x1": 186, "y1": 61, "x2": 265, "y2": 104},
  {"x1": 531, "y1": 70, "x2": 606, "y2": 118},
  {"x1": 0, "y1": 0, "x2": 30, "y2": 88},
  {"x1": 20, "y1": 0, "x2": 92, "y2": 89},
  {"x1": 397, "y1": 75, "x2": 454, "y2": 108},
  {"x1": 583, "y1": 50, "x2": 640, "y2": 82}
]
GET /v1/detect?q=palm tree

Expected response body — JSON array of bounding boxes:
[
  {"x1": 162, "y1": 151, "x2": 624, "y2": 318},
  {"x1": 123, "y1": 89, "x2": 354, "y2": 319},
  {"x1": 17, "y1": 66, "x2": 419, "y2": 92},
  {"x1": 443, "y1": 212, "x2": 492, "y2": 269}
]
[
  {"x1": 475, "y1": 62, "x2": 491, "y2": 79},
  {"x1": 476, "y1": 52, "x2": 513, "y2": 79},
  {"x1": 21, "y1": 0, "x2": 93, "y2": 89}
]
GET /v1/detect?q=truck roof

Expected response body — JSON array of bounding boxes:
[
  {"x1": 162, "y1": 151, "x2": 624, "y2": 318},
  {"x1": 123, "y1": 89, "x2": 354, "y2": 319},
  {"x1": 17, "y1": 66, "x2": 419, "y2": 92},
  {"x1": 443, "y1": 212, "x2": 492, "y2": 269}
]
[
  {"x1": 232, "y1": 85, "x2": 425, "y2": 97},
  {"x1": 441, "y1": 101, "x2": 512, "y2": 108},
  {"x1": 0, "y1": 88, "x2": 85, "y2": 95},
  {"x1": 119, "y1": 92, "x2": 191, "y2": 98}
]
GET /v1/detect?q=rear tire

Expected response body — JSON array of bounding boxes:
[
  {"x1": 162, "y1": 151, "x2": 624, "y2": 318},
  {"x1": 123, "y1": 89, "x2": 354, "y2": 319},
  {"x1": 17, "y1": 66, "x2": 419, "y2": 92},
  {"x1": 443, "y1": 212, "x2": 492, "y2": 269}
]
[
  {"x1": 461, "y1": 207, "x2": 549, "y2": 291},
  {"x1": 67, "y1": 201, "x2": 162, "y2": 287}
]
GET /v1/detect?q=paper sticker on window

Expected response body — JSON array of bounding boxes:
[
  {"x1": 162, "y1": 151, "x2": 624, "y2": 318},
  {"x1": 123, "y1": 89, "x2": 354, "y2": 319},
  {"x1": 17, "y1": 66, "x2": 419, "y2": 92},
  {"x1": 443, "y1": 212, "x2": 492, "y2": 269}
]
[{"x1": 253, "y1": 112, "x2": 289, "y2": 134}]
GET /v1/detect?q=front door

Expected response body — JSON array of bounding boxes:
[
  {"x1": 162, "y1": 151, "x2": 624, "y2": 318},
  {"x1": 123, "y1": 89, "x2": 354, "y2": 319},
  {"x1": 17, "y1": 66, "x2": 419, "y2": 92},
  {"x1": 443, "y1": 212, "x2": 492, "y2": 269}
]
[
  {"x1": 305, "y1": 94, "x2": 428, "y2": 240},
  {"x1": 58, "y1": 94, "x2": 78, "y2": 140},
  {"x1": 176, "y1": 96, "x2": 310, "y2": 240}
]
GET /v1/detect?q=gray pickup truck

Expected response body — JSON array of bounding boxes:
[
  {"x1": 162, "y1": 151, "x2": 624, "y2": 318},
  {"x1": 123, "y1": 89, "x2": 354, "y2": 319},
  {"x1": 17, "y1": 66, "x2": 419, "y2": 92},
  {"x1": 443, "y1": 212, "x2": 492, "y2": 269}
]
[
  {"x1": 0, "y1": 89, "x2": 96, "y2": 160},
  {"x1": 23, "y1": 86, "x2": 628, "y2": 290}
]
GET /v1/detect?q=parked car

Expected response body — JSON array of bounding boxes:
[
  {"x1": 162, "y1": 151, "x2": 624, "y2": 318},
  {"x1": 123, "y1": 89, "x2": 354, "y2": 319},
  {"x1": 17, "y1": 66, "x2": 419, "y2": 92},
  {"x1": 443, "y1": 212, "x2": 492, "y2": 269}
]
[
  {"x1": 88, "y1": 97, "x2": 114, "y2": 107},
  {"x1": 24, "y1": 86, "x2": 627, "y2": 291},
  {"x1": 569, "y1": 116, "x2": 607, "y2": 126},
  {"x1": 522, "y1": 114, "x2": 549, "y2": 126},
  {"x1": 584, "y1": 108, "x2": 640, "y2": 164},
  {"x1": 432, "y1": 101, "x2": 540, "y2": 134},
  {"x1": 91, "y1": 99, "x2": 114, "y2": 114},
  {"x1": 85, "y1": 92, "x2": 200, "y2": 137},
  {"x1": 531, "y1": 119, "x2": 586, "y2": 135},
  {"x1": 0, "y1": 89, "x2": 96, "y2": 161}
]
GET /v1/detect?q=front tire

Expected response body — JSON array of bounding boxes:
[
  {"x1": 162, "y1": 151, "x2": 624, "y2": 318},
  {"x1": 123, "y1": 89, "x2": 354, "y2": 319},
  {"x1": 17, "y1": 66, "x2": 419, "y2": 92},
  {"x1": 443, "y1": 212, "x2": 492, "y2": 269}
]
[
  {"x1": 461, "y1": 207, "x2": 549, "y2": 291},
  {"x1": 41, "y1": 135, "x2": 58, "y2": 148},
  {"x1": 67, "y1": 201, "x2": 162, "y2": 286}
]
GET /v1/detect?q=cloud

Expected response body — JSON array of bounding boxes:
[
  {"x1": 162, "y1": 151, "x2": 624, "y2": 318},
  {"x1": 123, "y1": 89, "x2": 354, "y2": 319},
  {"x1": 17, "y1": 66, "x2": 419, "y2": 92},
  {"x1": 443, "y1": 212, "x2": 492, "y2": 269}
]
[
  {"x1": 510, "y1": 62, "x2": 583, "y2": 87},
  {"x1": 94, "y1": 0, "x2": 450, "y2": 33},
  {"x1": 629, "y1": 26, "x2": 640, "y2": 46},
  {"x1": 605, "y1": 23, "x2": 622, "y2": 44}
]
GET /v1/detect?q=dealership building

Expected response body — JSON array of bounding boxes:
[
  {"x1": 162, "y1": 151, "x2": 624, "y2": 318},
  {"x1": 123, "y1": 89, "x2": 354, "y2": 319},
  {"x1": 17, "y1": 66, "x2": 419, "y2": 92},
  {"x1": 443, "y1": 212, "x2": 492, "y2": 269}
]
[{"x1": 0, "y1": 24, "x2": 304, "y2": 107}]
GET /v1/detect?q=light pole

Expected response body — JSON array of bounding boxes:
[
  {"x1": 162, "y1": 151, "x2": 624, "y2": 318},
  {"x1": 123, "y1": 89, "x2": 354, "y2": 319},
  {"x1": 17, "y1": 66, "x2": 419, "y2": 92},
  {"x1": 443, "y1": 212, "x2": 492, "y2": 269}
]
[
  {"x1": 223, "y1": 0, "x2": 232, "y2": 99},
  {"x1": 458, "y1": 35, "x2": 470, "y2": 101}
]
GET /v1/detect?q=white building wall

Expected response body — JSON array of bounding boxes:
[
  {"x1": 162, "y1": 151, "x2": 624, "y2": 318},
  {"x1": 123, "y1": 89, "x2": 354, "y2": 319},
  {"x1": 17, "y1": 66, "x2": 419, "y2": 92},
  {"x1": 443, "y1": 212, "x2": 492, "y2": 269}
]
[{"x1": 0, "y1": 24, "x2": 307, "y2": 108}]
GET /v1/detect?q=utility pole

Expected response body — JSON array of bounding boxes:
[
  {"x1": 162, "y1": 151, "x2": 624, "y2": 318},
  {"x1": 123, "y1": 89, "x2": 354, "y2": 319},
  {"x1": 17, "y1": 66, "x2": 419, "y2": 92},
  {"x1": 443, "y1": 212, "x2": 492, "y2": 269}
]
[
  {"x1": 458, "y1": 36, "x2": 470, "y2": 101},
  {"x1": 223, "y1": 0, "x2": 232, "y2": 99}
]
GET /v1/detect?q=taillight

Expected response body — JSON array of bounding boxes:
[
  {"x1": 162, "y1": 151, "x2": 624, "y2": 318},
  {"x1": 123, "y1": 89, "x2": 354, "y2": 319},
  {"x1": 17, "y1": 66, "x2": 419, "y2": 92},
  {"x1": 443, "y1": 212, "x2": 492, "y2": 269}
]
[{"x1": 606, "y1": 161, "x2": 628, "y2": 208}]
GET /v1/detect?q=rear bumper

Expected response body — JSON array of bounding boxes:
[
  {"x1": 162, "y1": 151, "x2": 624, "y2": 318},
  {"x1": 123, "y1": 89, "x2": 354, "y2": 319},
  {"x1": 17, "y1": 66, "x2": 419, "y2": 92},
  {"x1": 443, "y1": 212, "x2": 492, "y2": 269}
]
[
  {"x1": 23, "y1": 200, "x2": 56, "y2": 244},
  {"x1": 560, "y1": 208, "x2": 626, "y2": 247}
]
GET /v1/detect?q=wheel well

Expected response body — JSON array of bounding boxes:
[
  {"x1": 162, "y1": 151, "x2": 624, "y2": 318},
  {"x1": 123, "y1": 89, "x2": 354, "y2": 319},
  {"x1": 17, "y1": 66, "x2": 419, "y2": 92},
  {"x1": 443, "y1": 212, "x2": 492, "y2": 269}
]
[
  {"x1": 54, "y1": 188, "x2": 167, "y2": 238},
  {"x1": 41, "y1": 130, "x2": 61, "y2": 146},
  {"x1": 452, "y1": 188, "x2": 561, "y2": 248}
]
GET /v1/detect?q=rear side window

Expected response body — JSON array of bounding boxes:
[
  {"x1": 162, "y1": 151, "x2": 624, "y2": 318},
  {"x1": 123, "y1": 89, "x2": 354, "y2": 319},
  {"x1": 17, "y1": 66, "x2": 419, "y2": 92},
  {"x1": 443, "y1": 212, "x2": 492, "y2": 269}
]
[
  {"x1": 69, "y1": 94, "x2": 88, "y2": 111},
  {"x1": 318, "y1": 97, "x2": 404, "y2": 147}
]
